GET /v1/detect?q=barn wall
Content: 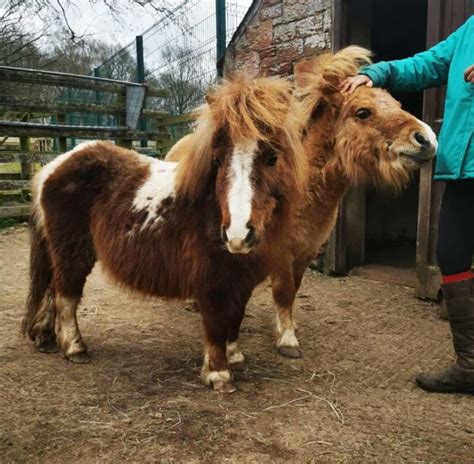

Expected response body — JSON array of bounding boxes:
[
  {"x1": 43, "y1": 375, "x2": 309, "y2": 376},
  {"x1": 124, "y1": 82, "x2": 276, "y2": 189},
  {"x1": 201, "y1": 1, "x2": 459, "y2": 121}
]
[{"x1": 225, "y1": 0, "x2": 332, "y2": 77}]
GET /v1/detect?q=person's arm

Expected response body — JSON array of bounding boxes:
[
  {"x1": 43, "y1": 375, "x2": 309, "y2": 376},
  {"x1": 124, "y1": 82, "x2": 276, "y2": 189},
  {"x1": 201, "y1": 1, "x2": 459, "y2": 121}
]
[{"x1": 342, "y1": 18, "x2": 471, "y2": 93}]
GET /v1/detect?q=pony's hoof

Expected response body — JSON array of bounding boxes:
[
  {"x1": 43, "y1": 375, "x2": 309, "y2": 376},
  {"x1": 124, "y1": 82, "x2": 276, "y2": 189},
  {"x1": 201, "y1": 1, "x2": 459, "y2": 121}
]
[
  {"x1": 213, "y1": 380, "x2": 237, "y2": 394},
  {"x1": 185, "y1": 302, "x2": 200, "y2": 313},
  {"x1": 277, "y1": 345, "x2": 302, "y2": 358},
  {"x1": 228, "y1": 351, "x2": 245, "y2": 366},
  {"x1": 37, "y1": 340, "x2": 58, "y2": 353},
  {"x1": 201, "y1": 368, "x2": 235, "y2": 392},
  {"x1": 67, "y1": 351, "x2": 91, "y2": 364}
]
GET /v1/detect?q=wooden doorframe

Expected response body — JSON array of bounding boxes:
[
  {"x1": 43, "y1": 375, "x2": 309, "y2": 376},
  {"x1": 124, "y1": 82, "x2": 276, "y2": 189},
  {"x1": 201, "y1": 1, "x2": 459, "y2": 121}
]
[
  {"x1": 415, "y1": 0, "x2": 444, "y2": 299},
  {"x1": 326, "y1": 0, "x2": 372, "y2": 274},
  {"x1": 324, "y1": 0, "x2": 349, "y2": 274}
]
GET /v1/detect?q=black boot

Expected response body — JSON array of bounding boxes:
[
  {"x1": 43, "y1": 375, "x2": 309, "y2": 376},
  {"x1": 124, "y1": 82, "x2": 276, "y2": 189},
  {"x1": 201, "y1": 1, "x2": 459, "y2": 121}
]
[{"x1": 416, "y1": 278, "x2": 474, "y2": 393}]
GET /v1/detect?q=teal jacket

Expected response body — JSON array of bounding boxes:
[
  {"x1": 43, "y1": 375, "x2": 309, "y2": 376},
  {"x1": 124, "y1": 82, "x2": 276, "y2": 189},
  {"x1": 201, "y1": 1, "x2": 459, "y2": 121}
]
[{"x1": 359, "y1": 16, "x2": 474, "y2": 181}]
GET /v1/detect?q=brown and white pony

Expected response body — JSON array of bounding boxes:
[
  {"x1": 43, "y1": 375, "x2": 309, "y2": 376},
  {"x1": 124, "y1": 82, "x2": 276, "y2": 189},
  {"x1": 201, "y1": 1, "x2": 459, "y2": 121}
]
[
  {"x1": 271, "y1": 47, "x2": 437, "y2": 357},
  {"x1": 167, "y1": 47, "x2": 437, "y2": 360},
  {"x1": 22, "y1": 77, "x2": 307, "y2": 393}
]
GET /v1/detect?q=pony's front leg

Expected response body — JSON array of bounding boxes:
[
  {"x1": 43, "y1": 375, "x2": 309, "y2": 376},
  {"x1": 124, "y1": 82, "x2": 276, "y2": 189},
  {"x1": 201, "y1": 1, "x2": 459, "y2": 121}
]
[
  {"x1": 198, "y1": 297, "x2": 236, "y2": 393},
  {"x1": 55, "y1": 294, "x2": 90, "y2": 363},
  {"x1": 271, "y1": 270, "x2": 301, "y2": 358}
]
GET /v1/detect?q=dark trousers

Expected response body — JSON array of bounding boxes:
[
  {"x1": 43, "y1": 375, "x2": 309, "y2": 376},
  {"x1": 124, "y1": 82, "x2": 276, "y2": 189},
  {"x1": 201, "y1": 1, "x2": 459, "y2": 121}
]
[{"x1": 436, "y1": 180, "x2": 474, "y2": 276}]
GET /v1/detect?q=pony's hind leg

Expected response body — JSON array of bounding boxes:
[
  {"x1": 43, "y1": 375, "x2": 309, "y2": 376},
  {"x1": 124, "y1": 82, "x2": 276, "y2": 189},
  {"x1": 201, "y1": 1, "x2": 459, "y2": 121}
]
[
  {"x1": 54, "y1": 294, "x2": 90, "y2": 363},
  {"x1": 271, "y1": 269, "x2": 301, "y2": 358},
  {"x1": 23, "y1": 223, "x2": 58, "y2": 353},
  {"x1": 48, "y1": 237, "x2": 96, "y2": 363},
  {"x1": 32, "y1": 290, "x2": 58, "y2": 353}
]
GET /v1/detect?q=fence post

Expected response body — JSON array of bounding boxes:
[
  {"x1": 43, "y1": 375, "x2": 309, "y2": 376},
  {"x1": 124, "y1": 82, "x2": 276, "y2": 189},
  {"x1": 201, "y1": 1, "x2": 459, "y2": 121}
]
[
  {"x1": 136, "y1": 36, "x2": 147, "y2": 149},
  {"x1": 116, "y1": 89, "x2": 133, "y2": 149},
  {"x1": 136, "y1": 36, "x2": 145, "y2": 84},
  {"x1": 57, "y1": 113, "x2": 68, "y2": 152},
  {"x1": 19, "y1": 115, "x2": 32, "y2": 202},
  {"x1": 216, "y1": 0, "x2": 226, "y2": 78},
  {"x1": 94, "y1": 67, "x2": 102, "y2": 127}
]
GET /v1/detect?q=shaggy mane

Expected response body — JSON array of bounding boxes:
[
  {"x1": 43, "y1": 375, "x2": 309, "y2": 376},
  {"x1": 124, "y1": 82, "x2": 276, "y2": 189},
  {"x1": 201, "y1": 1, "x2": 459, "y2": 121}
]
[{"x1": 176, "y1": 76, "x2": 307, "y2": 199}]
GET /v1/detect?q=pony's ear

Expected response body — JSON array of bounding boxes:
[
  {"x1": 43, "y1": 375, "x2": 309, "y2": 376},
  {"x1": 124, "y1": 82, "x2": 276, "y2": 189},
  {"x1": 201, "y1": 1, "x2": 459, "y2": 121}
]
[
  {"x1": 294, "y1": 57, "x2": 318, "y2": 88},
  {"x1": 321, "y1": 71, "x2": 345, "y2": 93}
]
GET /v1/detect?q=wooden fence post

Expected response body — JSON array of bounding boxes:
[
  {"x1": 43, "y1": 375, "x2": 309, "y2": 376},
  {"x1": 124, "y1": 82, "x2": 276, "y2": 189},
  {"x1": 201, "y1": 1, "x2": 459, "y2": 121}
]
[
  {"x1": 116, "y1": 90, "x2": 133, "y2": 149},
  {"x1": 19, "y1": 113, "x2": 33, "y2": 201},
  {"x1": 57, "y1": 113, "x2": 68, "y2": 152}
]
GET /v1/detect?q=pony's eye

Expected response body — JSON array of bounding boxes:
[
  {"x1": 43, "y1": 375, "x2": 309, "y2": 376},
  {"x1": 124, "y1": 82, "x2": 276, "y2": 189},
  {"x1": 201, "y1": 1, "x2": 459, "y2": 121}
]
[
  {"x1": 267, "y1": 153, "x2": 278, "y2": 166},
  {"x1": 259, "y1": 141, "x2": 280, "y2": 166},
  {"x1": 355, "y1": 108, "x2": 371, "y2": 119}
]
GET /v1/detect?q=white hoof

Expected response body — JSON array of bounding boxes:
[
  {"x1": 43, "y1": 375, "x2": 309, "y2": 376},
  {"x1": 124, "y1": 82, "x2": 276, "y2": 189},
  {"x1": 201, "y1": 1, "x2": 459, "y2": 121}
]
[
  {"x1": 200, "y1": 367, "x2": 236, "y2": 393},
  {"x1": 276, "y1": 329, "x2": 302, "y2": 358},
  {"x1": 226, "y1": 341, "x2": 245, "y2": 365}
]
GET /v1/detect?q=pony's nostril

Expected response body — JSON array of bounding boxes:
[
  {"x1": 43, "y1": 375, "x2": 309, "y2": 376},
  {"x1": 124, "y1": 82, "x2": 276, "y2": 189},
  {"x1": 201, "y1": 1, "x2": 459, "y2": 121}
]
[
  {"x1": 415, "y1": 132, "x2": 430, "y2": 148},
  {"x1": 244, "y1": 225, "x2": 255, "y2": 245},
  {"x1": 221, "y1": 226, "x2": 229, "y2": 243}
]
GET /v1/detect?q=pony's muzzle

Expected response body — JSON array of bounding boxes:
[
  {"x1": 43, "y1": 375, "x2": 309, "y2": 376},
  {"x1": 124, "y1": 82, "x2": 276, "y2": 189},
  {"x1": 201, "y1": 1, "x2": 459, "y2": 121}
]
[
  {"x1": 222, "y1": 225, "x2": 259, "y2": 254},
  {"x1": 411, "y1": 125, "x2": 437, "y2": 158},
  {"x1": 399, "y1": 126, "x2": 437, "y2": 166}
]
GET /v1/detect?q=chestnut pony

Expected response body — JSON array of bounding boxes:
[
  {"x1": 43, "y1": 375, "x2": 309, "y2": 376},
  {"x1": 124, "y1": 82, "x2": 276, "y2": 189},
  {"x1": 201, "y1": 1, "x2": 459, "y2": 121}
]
[
  {"x1": 23, "y1": 77, "x2": 306, "y2": 393},
  {"x1": 271, "y1": 47, "x2": 437, "y2": 357},
  {"x1": 167, "y1": 47, "x2": 437, "y2": 360}
]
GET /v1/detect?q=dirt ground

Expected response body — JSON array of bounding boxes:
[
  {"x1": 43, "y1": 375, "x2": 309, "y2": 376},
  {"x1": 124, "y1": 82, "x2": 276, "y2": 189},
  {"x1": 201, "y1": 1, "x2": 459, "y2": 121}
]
[{"x1": 0, "y1": 226, "x2": 473, "y2": 463}]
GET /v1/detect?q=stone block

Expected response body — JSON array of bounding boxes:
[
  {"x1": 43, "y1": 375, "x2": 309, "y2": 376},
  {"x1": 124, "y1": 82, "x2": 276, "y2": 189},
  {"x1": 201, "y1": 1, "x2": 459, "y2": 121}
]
[
  {"x1": 303, "y1": 32, "x2": 330, "y2": 56},
  {"x1": 323, "y1": 8, "x2": 332, "y2": 31},
  {"x1": 311, "y1": 0, "x2": 331, "y2": 11},
  {"x1": 281, "y1": 2, "x2": 315, "y2": 23},
  {"x1": 275, "y1": 38, "x2": 304, "y2": 62},
  {"x1": 234, "y1": 51, "x2": 261, "y2": 78},
  {"x1": 273, "y1": 21, "x2": 297, "y2": 43},
  {"x1": 295, "y1": 15, "x2": 323, "y2": 37},
  {"x1": 246, "y1": 20, "x2": 273, "y2": 49},
  {"x1": 259, "y1": 3, "x2": 282, "y2": 20}
]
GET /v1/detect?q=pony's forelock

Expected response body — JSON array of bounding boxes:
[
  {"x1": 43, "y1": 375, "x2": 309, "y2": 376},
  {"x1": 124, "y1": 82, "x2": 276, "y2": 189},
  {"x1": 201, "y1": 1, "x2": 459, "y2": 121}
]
[
  {"x1": 176, "y1": 76, "x2": 308, "y2": 199},
  {"x1": 296, "y1": 46, "x2": 372, "y2": 123}
]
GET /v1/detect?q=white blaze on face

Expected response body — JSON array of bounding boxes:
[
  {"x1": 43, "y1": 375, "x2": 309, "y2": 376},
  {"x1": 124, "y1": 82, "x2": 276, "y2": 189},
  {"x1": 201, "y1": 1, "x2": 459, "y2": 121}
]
[{"x1": 226, "y1": 141, "x2": 257, "y2": 242}]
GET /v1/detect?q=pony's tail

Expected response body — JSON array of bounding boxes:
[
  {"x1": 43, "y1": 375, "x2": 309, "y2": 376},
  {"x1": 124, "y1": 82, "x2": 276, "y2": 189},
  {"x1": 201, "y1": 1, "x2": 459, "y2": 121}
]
[{"x1": 22, "y1": 218, "x2": 54, "y2": 342}]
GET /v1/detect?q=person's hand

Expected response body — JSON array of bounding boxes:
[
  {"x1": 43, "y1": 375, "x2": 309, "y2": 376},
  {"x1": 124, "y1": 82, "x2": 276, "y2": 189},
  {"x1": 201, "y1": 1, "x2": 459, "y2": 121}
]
[
  {"x1": 464, "y1": 65, "x2": 474, "y2": 84},
  {"x1": 340, "y1": 75, "x2": 373, "y2": 94}
]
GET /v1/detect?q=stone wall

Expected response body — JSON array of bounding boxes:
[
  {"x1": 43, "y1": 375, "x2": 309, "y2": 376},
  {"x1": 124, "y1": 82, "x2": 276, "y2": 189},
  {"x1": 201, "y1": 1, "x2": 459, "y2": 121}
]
[{"x1": 225, "y1": 0, "x2": 332, "y2": 78}]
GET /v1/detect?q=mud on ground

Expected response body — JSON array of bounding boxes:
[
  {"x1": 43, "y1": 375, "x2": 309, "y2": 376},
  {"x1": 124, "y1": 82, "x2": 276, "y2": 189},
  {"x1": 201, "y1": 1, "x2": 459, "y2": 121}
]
[{"x1": 0, "y1": 227, "x2": 473, "y2": 463}]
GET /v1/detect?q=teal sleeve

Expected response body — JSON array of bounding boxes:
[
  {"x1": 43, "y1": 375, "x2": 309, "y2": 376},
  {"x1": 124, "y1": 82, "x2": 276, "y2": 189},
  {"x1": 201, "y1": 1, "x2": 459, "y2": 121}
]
[{"x1": 358, "y1": 19, "x2": 468, "y2": 92}]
